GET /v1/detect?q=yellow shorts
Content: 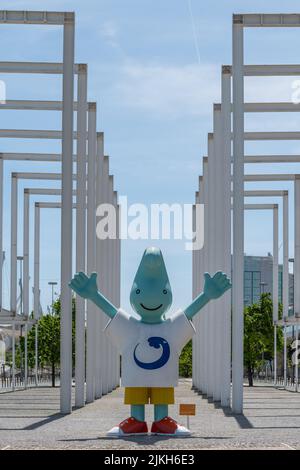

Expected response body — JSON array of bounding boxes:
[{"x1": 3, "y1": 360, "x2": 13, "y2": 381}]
[{"x1": 124, "y1": 387, "x2": 175, "y2": 405}]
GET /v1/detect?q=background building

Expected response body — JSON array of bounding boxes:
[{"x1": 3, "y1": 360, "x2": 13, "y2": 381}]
[{"x1": 243, "y1": 254, "x2": 294, "y2": 309}]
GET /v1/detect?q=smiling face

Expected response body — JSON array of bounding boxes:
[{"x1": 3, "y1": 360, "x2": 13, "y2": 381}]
[{"x1": 130, "y1": 247, "x2": 172, "y2": 323}]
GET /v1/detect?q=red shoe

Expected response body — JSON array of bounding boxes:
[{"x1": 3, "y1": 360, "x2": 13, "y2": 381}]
[
  {"x1": 151, "y1": 416, "x2": 191, "y2": 437},
  {"x1": 107, "y1": 417, "x2": 148, "y2": 438}
]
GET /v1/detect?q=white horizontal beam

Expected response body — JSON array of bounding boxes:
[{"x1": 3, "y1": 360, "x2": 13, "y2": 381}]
[
  {"x1": 36, "y1": 202, "x2": 76, "y2": 209},
  {"x1": 209, "y1": 131, "x2": 300, "y2": 141},
  {"x1": 243, "y1": 190, "x2": 287, "y2": 197},
  {"x1": 8, "y1": 100, "x2": 296, "y2": 114},
  {"x1": 244, "y1": 174, "x2": 296, "y2": 182},
  {"x1": 276, "y1": 316, "x2": 300, "y2": 326},
  {"x1": 0, "y1": 152, "x2": 103, "y2": 162},
  {"x1": 0, "y1": 130, "x2": 84, "y2": 139},
  {"x1": 0, "y1": 10, "x2": 73, "y2": 25},
  {"x1": 235, "y1": 13, "x2": 300, "y2": 28},
  {"x1": 244, "y1": 102, "x2": 300, "y2": 113},
  {"x1": 0, "y1": 319, "x2": 37, "y2": 325},
  {"x1": 25, "y1": 188, "x2": 76, "y2": 195},
  {"x1": 243, "y1": 204, "x2": 278, "y2": 210},
  {"x1": 0, "y1": 100, "x2": 83, "y2": 111},
  {"x1": 206, "y1": 154, "x2": 300, "y2": 163},
  {"x1": 243, "y1": 155, "x2": 300, "y2": 163},
  {"x1": 0, "y1": 62, "x2": 82, "y2": 74},
  {"x1": 1, "y1": 152, "x2": 64, "y2": 161},
  {"x1": 223, "y1": 64, "x2": 300, "y2": 76},
  {"x1": 12, "y1": 172, "x2": 100, "y2": 182},
  {"x1": 227, "y1": 190, "x2": 287, "y2": 197},
  {"x1": 242, "y1": 132, "x2": 300, "y2": 141},
  {"x1": 227, "y1": 204, "x2": 279, "y2": 210},
  {"x1": 13, "y1": 172, "x2": 63, "y2": 180}
]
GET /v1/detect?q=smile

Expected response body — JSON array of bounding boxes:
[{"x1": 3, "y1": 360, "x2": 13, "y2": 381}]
[{"x1": 140, "y1": 303, "x2": 163, "y2": 311}]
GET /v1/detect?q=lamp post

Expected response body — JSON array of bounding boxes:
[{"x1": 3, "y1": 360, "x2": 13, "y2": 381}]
[
  {"x1": 17, "y1": 255, "x2": 24, "y2": 315},
  {"x1": 48, "y1": 282, "x2": 58, "y2": 315},
  {"x1": 260, "y1": 281, "x2": 267, "y2": 295},
  {"x1": 17, "y1": 256, "x2": 24, "y2": 382}
]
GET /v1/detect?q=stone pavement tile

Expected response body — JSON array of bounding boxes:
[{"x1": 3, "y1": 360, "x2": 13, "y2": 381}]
[{"x1": 0, "y1": 380, "x2": 300, "y2": 449}]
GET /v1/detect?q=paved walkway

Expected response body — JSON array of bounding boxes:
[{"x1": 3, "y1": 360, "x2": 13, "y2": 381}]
[{"x1": 0, "y1": 379, "x2": 300, "y2": 450}]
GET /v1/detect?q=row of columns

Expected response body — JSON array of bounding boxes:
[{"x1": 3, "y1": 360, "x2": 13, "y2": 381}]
[
  {"x1": 0, "y1": 10, "x2": 121, "y2": 412},
  {"x1": 192, "y1": 13, "x2": 300, "y2": 412}
]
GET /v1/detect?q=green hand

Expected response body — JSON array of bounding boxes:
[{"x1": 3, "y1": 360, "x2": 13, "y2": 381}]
[
  {"x1": 203, "y1": 271, "x2": 232, "y2": 300},
  {"x1": 69, "y1": 271, "x2": 98, "y2": 300}
]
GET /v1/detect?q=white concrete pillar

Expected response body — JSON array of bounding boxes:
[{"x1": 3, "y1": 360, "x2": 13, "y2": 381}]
[
  {"x1": 284, "y1": 324, "x2": 287, "y2": 388},
  {"x1": 283, "y1": 192, "x2": 289, "y2": 320},
  {"x1": 24, "y1": 323, "x2": 28, "y2": 389},
  {"x1": 221, "y1": 67, "x2": 232, "y2": 408},
  {"x1": 75, "y1": 65, "x2": 88, "y2": 408},
  {"x1": 232, "y1": 17, "x2": 244, "y2": 414},
  {"x1": 192, "y1": 203, "x2": 197, "y2": 387},
  {"x1": 202, "y1": 157, "x2": 209, "y2": 396},
  {"x1": 112, "y1": 190, "x2": 119, "y2": 389},
  {"x1": 23, "y1": 190, "x2": 30, "y2": 318},
  {"x1": 12, "y1": 323, "x2": 15, "y2": 391},
  {"x1": 0, "y1": 156, "x2": 3, "y2": 310},
  {"x1": 294, "y1": 177, "x2": 300, "y2": 317},
  {"x1": 273, "y1": 205, "x2": 279, "y2": 386},
  {"x1": 207, "y1": 135, "x2": 215, "y2": 398},
  {"x1": 33, "y1": 200, "x2": 40, "y2": 390},
  {"x1": 60, "y1": 13, "x2": 75, "y2": 414},
  {"x1": 296, "y1": 323, "x2": 299, "y2": 392},
  {"x1": 34, "y1": 204, "x2": 40, "y2": 321},
  {"x1": 95, "y1": 132, "x2": 104, "y2": 399},
  {"x1": 101, "y1": 156, "x2": 110, "y2": 395},
  {"x1": 198, "y1": 176, "x2": 205, "y2": 393},
  {"x1": 108, "y1": 175, "x2": 115, "y2": 393},
  {"x1": 86, "y1": 104, "x2": 97, "y2": 403},
  {"x1": 10, "y1": 174, "x2": 18, "y2": 314},
  {"x1": 35, "y1": 324, "x2": 38, "y2": 386},
  {"x1": 213, "y1": 107, "x2": 223, "y2": 402},
  {"x1": 116, "y1": 202, "x2": 121, "y2": 387}
]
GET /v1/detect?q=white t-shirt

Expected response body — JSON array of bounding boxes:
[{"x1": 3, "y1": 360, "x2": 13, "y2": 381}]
[{"x1": 104, "y1": 308, "x2": 195, "y2": 387}]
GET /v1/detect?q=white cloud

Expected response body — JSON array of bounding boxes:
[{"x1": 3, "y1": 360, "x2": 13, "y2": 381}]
[
  {"x1": 100, "y1": 20, "x2": 119, "y2": 47},
  {"x1": 112, "y1": 62, "x2": 220, "y2": 118},
  {"x1": 245, "y1": 76, "x2": 299, "y2": 102}
]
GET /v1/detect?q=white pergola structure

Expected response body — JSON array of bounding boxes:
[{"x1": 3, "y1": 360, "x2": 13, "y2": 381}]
[
  {"x1": 193, "y1": 22, "x2": 300, "y2": 412},
  {"x1": 6, "y1": 159, "x2": 120, "y2": 403},
  {"x1": 194, "y1": 45, "x2": 300, "y2": 411},
  {"x1": 231, "y1": 13, "x2": 300, "y2": 413},
  {"x1": 0, "y1": 10, "x2": 121, "y2": 413},
  {"x1": 193, "y1": 166, "x2": 282, "y2": 402},
  {"x1": 195, "y1": 160, "x2": 298, "y2": 409},
  {"x1": 193, "y1": 186, "x2": 289, "y2": 395},
  {"x1": 0, "y1": 12, "x2": 75, "y2": 412}
]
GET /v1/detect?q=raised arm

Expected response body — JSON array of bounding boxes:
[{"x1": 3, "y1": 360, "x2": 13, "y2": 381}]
[
  {"x1": 184, "y1": 272, "x2": 231, "y2": 320},
  {"x1": 69, "y1": 272, "x2": 118, "y2": 319}
]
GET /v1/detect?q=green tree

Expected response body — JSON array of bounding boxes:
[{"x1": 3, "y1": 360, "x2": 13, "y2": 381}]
[
  {"x1": 179, "y1": 340, "x2": 192, "y2": 377},
  {"x1": 244, "y1": 293, "x2": 283, "y2": 386},
  {"x1": 16, "y1": 296, "x2": 76, "y2": 387},
  {"x1": 16, "y1": 315, "x2": 60, "y2": 387}
]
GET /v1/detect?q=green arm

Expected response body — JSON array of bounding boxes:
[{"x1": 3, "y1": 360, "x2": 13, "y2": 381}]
[
  {"x1": 184, "y1": 272, "x2": 232, "y2": 320},
  {"x1": 69, "y1": 272, "x2": 118, "y2": 319},
  {"x1": 184, "y1": 291, "x2": 210, "y2": 320}
]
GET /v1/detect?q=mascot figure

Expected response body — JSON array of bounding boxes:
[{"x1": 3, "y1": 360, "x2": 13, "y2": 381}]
[{"x1": 69, "y1": 247, "x2": 231, "y2": 437}]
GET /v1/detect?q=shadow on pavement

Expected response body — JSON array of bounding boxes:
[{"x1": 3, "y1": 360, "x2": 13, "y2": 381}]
[
  {"x1": 60, "y1": 435, "x2": 233, "y2": 445},
  {"x1": 0, "y1": 412, "x2": 65, "y2": 431}
]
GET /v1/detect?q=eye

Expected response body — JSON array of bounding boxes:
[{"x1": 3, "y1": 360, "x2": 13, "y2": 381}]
[
  {"x1": 136, "y1": 289, "x2": 140, "y2": 294},
  {"x1": 163, "y1": 289, "x2": 167, "y2": 295}
]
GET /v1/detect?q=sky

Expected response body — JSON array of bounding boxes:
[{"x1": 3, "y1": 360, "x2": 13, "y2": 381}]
[{"x1": 1, "y1": 0, "x2": 300, "y2": 314}]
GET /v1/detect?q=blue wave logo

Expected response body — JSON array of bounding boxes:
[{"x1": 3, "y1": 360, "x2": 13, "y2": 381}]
[{"x1": 133, "y1": 336, "x2": 170, "y2": 370}]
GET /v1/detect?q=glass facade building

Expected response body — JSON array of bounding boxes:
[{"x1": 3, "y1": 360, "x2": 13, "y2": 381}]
[{"x1": 242, "y1": 254, "x2": 294, "y2": 307}]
